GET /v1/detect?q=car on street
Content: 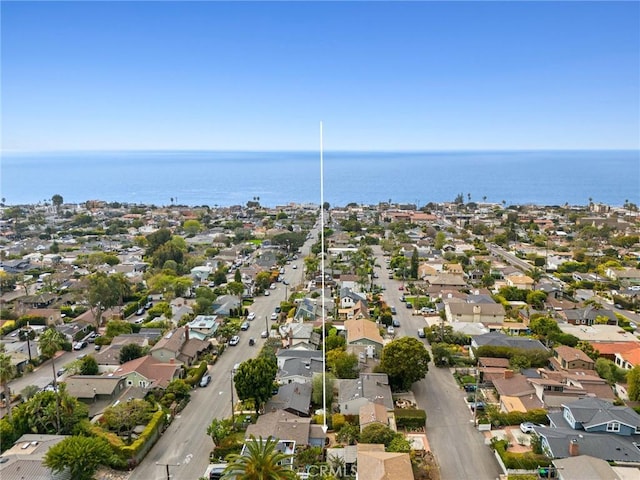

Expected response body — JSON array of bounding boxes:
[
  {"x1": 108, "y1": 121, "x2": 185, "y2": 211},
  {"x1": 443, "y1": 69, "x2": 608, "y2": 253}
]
[
  {"x1": 271, "y1": 312, "x2": 278, "y2": 320},
  {"x1": 269, "y1": 283, "x2": 277, "y2": 290},
  {"x1": 417, "y1": 328, "x2": 426, "y2": 338},
  {"x1": 390, "y1": 306, "x2": 397, "y2": 314},
  {"x1": 73, "y1": 341, "x2": 88, "y2": 350},
  {"x1": 240, "y1": 321, "x2": 250, "y2": 331},
  {"x1": 199, "y1": 374, "x2": 211, "y2": 387},
  {"x1": 406, "y1": 302, "x2": 413, "y2": 309},
  {"x1": 264, "y1": 290, "x2": 270, "y2": 296},
  {"x1": 387, "y1": 325, "x2": 395, "y2": 335},
  {"x1": 229, "y1": 335, "x2": 240, "y2": 346},
  {"x1": 247, "y1": 312, "x2": 256, "y2": 321},
  {"x1": 56, "y1": 368, "x2": 66, "y2": 377},
  {"x1": 392, "y1": 319, "x2": 401, "y2": 327},
  {"x1": 136, "y1": 308, "x2": 145, "y2": 316},
  {"x1": 292, "y1": 264, "x2": 297, "y2": 269},
  {"x1": 520, "y1": 422, "x2": 535, "y2": 434},
  {"x1": 249, "y1": 338, "x2": 256, "y2": 346},
  {"x1": 261, "y1": 330, "x2": 269, "y2": 338},
  {"x1": 398, "y1": 285, "x2": 404, "y2": 290}
]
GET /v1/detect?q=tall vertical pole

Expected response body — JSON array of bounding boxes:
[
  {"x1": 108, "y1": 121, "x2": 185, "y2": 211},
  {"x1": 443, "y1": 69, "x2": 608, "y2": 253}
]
[
  {"x1": 320, "y1": 121, "x2": 327, "y2": 432},
  {"x1": 230, "y1": 370, "x2": 235, "y2": 427}
]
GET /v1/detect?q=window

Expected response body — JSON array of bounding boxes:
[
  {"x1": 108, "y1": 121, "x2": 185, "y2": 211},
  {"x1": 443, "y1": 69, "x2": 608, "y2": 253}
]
[{"x1": 606, "y1": 421, "x2": 620, "y2": 432}]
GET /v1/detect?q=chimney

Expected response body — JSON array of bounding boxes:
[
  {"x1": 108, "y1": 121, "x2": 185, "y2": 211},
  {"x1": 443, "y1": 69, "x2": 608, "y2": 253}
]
[
  {"x1": 568, "y1": 439, "x2": 579, "y2": 456},
  {"x1": 184, "y1": 325, "x2": 189, "y2": 342},
  {"x1": 504, "y1": 369, "x2": 514, "y2": 379}
]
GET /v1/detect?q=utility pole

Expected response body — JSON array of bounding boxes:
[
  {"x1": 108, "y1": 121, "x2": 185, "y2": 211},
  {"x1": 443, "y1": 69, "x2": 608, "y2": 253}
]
[
  {"x1": 230, "y1": 370, "x2": 235, "y2": 427},
  {"x1": 156, "y1": 462, "x2": 180, "y2": 480}
]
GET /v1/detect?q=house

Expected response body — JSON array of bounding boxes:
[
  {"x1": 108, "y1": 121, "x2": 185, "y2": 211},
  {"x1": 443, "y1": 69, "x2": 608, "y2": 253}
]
[
  {"x1": 245, "y1": 409, "x2": 326, "y2": 447},
  {"x1": 185, "y1": 315, "x2": 219, "y2": 340},
  {"x1": 552, "y1": 455, "x2": 630, "y2": 480},
  {"x1": 344, "y1": 318, "x2": 384, "y2": 358},
  {"x1": 359, "y1": 401, "x2": 392, "y2": 432},
  {"x1": 24, "y1": 308, "x2": 62, "y2": 326},
  {"x1": 211, "y1": 294, "x2": 241, "y2": 316},
  {"x1": 111, "y1": 354, "x2": 183, "y2": 389},
  {"x1": 339, "y1": 287, "x2": 368, "y2": 309},
  {"x1": 561, "y1": 307, "x2": 618, "y2": 326},
  {"x1": 338, "y1": 373, "x2": 394, "y2": 415},
  {"x1": 536, "y1": 397, "x2": 640, "y2": 464},
  {"x1": 427, "y1": 274, "x2": 468, "y2": 288},
  {"x1": 266, "y1": 382, "x2": 312, "y2": 417},
  {"x1": 277, "y1": 357, "x2": 323, "y2": 385},
  {"x1": 470, "y1": 331, "x2": 548, "y2": 359},
  {"x1": 356, "y1": 443, "x2": 415, "y2": 480},
  {"x1": 64, "y1": 375, "x2": 127, "y2": 405},
  {"x1": 279, "y1": 322, "x2": 316, "y2": 349},
  {"x1": 445, "y1": 303, "x2": 505, "y2": 325},
  {"x1": 149, "y1": 326, "x2": 210, "y2": 365},
  {"x1": 492, "y1": 370, "x2": 543, "y2": 413},
  {"x1": 276, "y1": 349, "x2": 323, "y2": 370},
  {"x1": 0, "y1": 434, "x2": 71, "y2": 480},
  {"x1": 527, "y1": 377, "x2": 587, "y2": 409},
  {"x1": 505, "y1": 274, "x2": 535, "y2": 290},
  {"x1": 551, "y1": 345, "x2": 595, "y2": 371}
]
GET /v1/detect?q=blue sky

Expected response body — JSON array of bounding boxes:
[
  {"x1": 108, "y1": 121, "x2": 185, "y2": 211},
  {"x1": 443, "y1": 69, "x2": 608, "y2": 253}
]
[{"x1": 2, "y1": 1, "x2": 639, "y2": 151}]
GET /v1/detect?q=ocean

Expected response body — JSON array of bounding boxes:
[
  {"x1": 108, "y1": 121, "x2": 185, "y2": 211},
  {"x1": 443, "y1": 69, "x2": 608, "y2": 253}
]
[{"x1": 1, "y1": 150, "x2": 638, "y2": 208}]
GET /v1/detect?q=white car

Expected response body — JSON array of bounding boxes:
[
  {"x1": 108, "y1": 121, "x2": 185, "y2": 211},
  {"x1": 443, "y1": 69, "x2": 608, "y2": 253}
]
[
  {"x1": 269, "y1": 283, "x2": 277, "y2": 290},
  {"x1": 520, "y1": 422, "x2": 535, "y2": 434},
  {"x1": 271, "y1": 312, "x2": 278, "y2": 321},
  {"x1": 229, "y1": 335, "x2": 240, "y2": 346},
  {"x1": 264, "y1": 290, "x2": 270, "y2": 296},
  {"x1": 247, "y1": 312, "x2": 256, "y2": 321}
]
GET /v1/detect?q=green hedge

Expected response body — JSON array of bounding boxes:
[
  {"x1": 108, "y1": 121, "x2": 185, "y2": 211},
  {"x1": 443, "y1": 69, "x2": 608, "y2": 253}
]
[
  {"x1": 394, "y1": 409, "x2": 426, "y2": 429},
  {"x1": 492, "y1": 439, "x2": 550, "y2": 470},
  {"x1": 119, "y1": 409, "x2": 165, "y2": 459},
  {"x1": 185, "y1": 361, "x2": 208, "y2": 387},
  {"x1": 487, "y1": 408, "x2": 549, "y2": 427}
]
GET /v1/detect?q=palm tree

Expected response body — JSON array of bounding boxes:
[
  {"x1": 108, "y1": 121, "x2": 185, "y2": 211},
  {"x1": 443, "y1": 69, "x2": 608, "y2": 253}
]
[
  {"x1": 0, "y1": 346, "x2": 17, "y2": 420},
  {"x1": 223, "y1": 435, "x2": 297, "y2": 480},
  {"x1": 38, "y1": 328, "x2": 66, "y2": 433}
]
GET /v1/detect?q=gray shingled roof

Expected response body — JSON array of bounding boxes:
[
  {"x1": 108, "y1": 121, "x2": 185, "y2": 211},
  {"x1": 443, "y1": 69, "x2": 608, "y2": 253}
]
[
  {"x1": 563, "y1": 397, "x2": 640, "y2": 431},
  {"x1": 536, "y1": 426, "x2": 640, "y2": 463}
]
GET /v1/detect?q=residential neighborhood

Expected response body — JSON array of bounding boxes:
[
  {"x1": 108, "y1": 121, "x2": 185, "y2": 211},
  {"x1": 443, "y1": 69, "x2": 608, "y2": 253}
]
[{"x1": 0, "y1": 198, "x2": 639, "y2": 480}]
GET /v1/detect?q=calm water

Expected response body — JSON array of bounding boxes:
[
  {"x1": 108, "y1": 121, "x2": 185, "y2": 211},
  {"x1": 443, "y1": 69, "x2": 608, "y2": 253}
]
[{"x1": 1, "y1": 150, "x2": 638, "y2": 207}]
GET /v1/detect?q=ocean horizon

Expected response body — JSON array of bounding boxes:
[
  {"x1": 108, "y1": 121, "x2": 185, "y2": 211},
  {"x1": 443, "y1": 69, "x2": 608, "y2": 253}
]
[{"x1": 1, "y1": 149, "x2": 638, "y2": 208}]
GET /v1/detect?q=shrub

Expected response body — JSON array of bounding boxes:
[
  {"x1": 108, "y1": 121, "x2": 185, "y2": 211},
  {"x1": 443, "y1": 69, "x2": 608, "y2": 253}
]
[
  {"x1": 331, "y1": 413, "x2": 346, "y2": 432},
  {"x1": 394, "y1": 409, "x2": 426, "y2": 430},
  {"x1": 184, "y1": 361, "x2": 208, "y2": 387},
  {"x1": 490, "y1": 438, "x2": 551, "y2": 470}
]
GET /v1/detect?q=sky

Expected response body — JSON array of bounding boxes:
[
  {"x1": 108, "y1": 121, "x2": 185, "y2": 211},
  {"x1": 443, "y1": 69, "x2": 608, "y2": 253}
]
[{"x1": 1, "y1": 1, "x2": 639, "y2": 152}]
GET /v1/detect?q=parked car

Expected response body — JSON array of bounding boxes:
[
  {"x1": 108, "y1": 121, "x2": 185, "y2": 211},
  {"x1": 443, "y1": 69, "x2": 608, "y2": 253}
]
[
  {"x1": 240, "y1": 321, "x2": 250, "y2": 331},
  {"x1": 136, "y1": 308, "x2": 145, "y2": 316},
  {"x1": 387, "y1": 325, "x2": 395, "y2": 335},
  {"x1": 247, "y1": 312, "x2": 256, "y2": 321},
  {"x1": 248, "y1": 338, "x2": 256, "y2": 346},
  {"x1": 269, "y1": 283, "x2": 277, "y2": 290},
  {"x1": 73, "y1": 341, "x2": 88, "y2": 350},
  {"x1": 292, "y1": 264, "x2": 297, "y2": 269},
  {"x1": 469, "y1": 402, "x2": 485, "y2": 411},
  {"x1": 271, "y1": 312, "x2": 278, "y2": 320},
  {"x1": 229, "y1": 335, "x2": 240, "y2": 346},
  {"x1": 390, "y1": 306, "x2": 397, "y2": 314},
  {"x1": 417, "y1": 328, "x2": 426, "y2": 338},
  {"x1": 463, "y1": 384, "x2": 477, "y2": 392},
  {"x1": 264, "y1": 290, "x2": 270, "y2": 296},
  {"x1": 406, "y1": 302, "x2": 413, "y2": 309},
  {"x1": 261, "y1": 330, "x2": 269, "y2": 338},
  {"x1": 200, "y1": 374, "x2": 212, "y2": 387},
  {"x1": 392, "y1": 319, "x2": 401, "y2": 327},
  {"x1": 520, "y1": 422, "x2": 535, "y2": 434}
]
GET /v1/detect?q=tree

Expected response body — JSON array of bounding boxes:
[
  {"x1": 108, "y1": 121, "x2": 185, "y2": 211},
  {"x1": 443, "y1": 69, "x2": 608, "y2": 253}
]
[
  {"x1": 223, "y1": 435, "x2": 297, "y2": 480},
  {"x1": 102, "y1": 399, "x2": 152, "y2": 442},
  {"x1": 183, "y1": 219, "x2": 203, "y2": 236},
  {"x1": 434, "y1": 231, "x2": 446, "y2": 250},
  {"x1": 0, "y1": 346, "x2": 16, "y2": 420},
  {"x1": 410, "y1": 247, "x2": 419, "y2": 279},
  {"x1": 336, "y1": 423, "x2": 359, "y2": 445},
  {"x1": 360, "y1": 423, "x2": 397, "y2": 447},
  {"x1": 51, "y1": 194, "x2": 63, "y2": 213},
  {"x1": 627, "y1": 366, "x2": 640, "y2": 401},
  {"x1": 79, "y1": 356, "x2": 98, "y2": 375},
  {"x1": 378, "y1": 337, "x2": 430, "y2": 391},
  {"x1": 44, "y1": 435, "x2": 114, "y2": 480},
  {"x1": 234, "y1": 356, "x2": 278, "y2": 415},
  {"x1": 206, "y1": 417, "x2": 233, "y2": 446},
  {"x1": 38, "y1": 328, "x2": 66, "y2": 433},
  {"x1": 326, "y1": 349, "x2": 359, "y2": 379},
  {"x1": 119, "y1": 343, "x2": 144, "y2": 364},
  {"x1": 227, "y1": 281, "x2": 245, "y2": 312},
  {"x1": 87, "y1": 272, "x2": 121, "y2": 329},
  {"x1": 312, "y1": 372, "x2": 335, "y2": 409}
]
